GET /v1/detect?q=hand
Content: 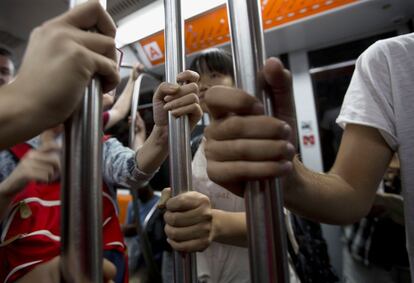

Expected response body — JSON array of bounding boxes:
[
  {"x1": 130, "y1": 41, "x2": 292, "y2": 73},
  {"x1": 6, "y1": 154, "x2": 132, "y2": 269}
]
[
  {"x1": 163, "y1": 188, "x2": 214, "y2": 252},
  {"x1": 131, "y1": 63, "x2": 145, "y2": 81},
  {"x1": 204, "y1": 57, "x2": 296, "y2": 197},
  {"x1": 14, "y1": 1, "x2": 119, "y2": 128},
  {"x1": 152, "y1": 70, "x2": 202, "y2": 132},
  {"x1": 371, "y1": 192, "x2": 404, "y2": 225},
  {"x1": 17, "y1": 256, "x2": 116, "y2": 283},
  {"x1": 6, "y1": 141, "x2": 61, "y2": 196}
]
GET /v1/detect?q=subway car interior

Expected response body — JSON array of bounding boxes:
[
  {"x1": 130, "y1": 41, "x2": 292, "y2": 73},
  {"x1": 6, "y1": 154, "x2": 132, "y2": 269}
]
[{"x1": 0, "y1": 0, "x2": 414, "y2": 282}]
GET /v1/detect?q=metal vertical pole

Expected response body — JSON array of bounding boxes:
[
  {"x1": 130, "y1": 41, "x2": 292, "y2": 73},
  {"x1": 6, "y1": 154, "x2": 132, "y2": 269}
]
[
  {"x1": 163, "y1": 0, "x2": 197, "y2": 282},
  {"x1": 227, "y1": 0, "x2": 289, "y2": 282},
  {"x1": 61, "y1": 1, "x2": 106, "y2": 282},
  {"x1": 128, "y1": 73, "x2": 162, "y2": 283},
  {"x1": 129, "y1": 74, "x2": 146, "y2": 147}
]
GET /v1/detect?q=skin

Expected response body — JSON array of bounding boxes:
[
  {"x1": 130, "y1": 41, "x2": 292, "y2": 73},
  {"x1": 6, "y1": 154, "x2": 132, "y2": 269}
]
[
  {"x1": 164, "y1": 70, "x2": 251, "y2": 252},
  {"x1": 203, "y1": 57, "x2": 393, "y2": 226},
  {"x1": 16, "y1": 257, "x2": 116, "y2": 283},
  {"x1": 0, "y1": 1, "x2": 120, "y2": 149},
  {"x1": 104, "y1": 64, "x2": 145, "y2": 130},
  {"x1": 0, "y1": 55, "x2": 14, "y2": 86},
  {"x1": 0, "y1": 69, "x2": 202, "y2": 218},
  {"x1": 0, "y1": 69, "x2": 202, "y2": 281}
]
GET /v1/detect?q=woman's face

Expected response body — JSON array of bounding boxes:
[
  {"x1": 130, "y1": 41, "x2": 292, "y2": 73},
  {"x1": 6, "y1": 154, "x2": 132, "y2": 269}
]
[{"x1": 198, "y1": 71, "x2": 233, "y2": 113}]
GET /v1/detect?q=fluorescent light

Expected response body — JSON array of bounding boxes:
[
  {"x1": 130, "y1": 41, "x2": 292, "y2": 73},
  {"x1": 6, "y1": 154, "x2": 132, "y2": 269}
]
[{"x1": 115, "y1": 0, "x2": 226, "y2": 47}]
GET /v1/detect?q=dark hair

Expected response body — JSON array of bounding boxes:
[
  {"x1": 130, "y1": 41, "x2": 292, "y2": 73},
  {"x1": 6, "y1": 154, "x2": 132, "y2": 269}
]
[
  {"x1": 189, "y1": 48, "x2": 234, "y2": 80},
  {"x1": 0, "y1": 47, "x2": 13, "y2": 59}
]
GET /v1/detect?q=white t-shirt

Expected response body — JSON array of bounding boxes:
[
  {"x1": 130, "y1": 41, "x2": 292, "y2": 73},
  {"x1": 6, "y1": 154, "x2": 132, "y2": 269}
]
[
  {"x1": 337, "y1": 33, "x2": 414, "y2": 274},
  {"x1": 192, "y1": 140, "x2": 250, "y2": 283}
]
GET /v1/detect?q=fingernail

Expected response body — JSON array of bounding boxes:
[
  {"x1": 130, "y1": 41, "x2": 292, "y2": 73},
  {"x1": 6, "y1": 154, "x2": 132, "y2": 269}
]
[
  {"x1": 282, "y1": 124, "x2": 291, "y2": 139},
  {"x1": 163, "y1": 103, "x2": 171, "y2": 110},
  {"x1": 252, "y1": 102, "x2": 264, "y2": 114},
  {"x1": 286, "y1": 143, "x2": 295, "y2": 154},
  {"x1": 164, "y1": 95, "x2": 173, "y2": 102},
  {"x1": 280, "y1": 161, "x2": 293, "y2": 172}
]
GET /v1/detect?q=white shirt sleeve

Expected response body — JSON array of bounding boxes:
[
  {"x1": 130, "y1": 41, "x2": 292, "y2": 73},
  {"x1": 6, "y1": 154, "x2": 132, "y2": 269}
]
[{"x1": 336, "y1": 40, "x2": 398, "y2": 151}]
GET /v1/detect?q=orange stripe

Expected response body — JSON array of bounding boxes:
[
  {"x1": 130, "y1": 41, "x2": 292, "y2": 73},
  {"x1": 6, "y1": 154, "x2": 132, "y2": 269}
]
[{"x1": 138, "y1": 0, "x2": 357, "y2": 65}]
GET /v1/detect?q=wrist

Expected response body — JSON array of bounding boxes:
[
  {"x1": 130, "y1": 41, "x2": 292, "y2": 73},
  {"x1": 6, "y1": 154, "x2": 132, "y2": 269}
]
[
  {"x1": 150, "y1": 125, "x2": 169, "y2": 146},
  {"x1": 211, "y1": 209, "x2": 223, "y2": 242},
  {"x1": 0, "y1": 174, "x2": 26, "y2": 199},
  {"x1": 283, "y1": 155, "x2": 306, "y2": 208}
]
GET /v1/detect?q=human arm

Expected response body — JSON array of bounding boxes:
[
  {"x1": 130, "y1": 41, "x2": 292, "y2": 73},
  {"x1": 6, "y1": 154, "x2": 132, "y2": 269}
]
[
  {"x1": 204, "y1": 57, "x2": 393, "y2": 225},
  {"x1": 104, "y1": 64, "x2": 144, "y2": 130},
  {"x1": 0, "y1": 1, "x2": 119, "y2": 149},
  {"x1": 16, "y1": 257, "x2": 116, "y2": 283},
  {"x1": 0, "y1": 142, "x2": 61, "y2": 221},
  {"x1": 135, "y1": 70, "x2": 202, "y2": 174},
  {"x1": 103, "y1": 70, "x2": 202, "y2": 187},
  {"x1": 129, "y1": 111, "x2": 147, "y2": 150}
]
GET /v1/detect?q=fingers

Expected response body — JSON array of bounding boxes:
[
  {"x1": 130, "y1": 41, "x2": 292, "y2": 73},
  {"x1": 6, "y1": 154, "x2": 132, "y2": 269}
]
[
  {"x1": 154, "y1": 82, "x2": 180, "y2": 101},
  {"x1": 164, "y1": 82, "x2": 199, "y2": 103},
  {"x1": 58, "y1": 1, "x2": 116, "y2": 38},
  {"x1": 103, "y1": 259, "x2": 117, "y2": 282},
  {"x1": 205, "y1": 139, "x2": 295, "y2": 162},
  {"x1": 164, "y1": 191, "x2": 212, "y2": 253},
  {"x1": 164, "y1": 205, "x2": 212, "y2": 227},
  {"x1": 167, "y1": 237, "x2": 210, "y2": 253},
  {"x1": 165, "y1": 222, "x2": 211, "y2": 242},
  {"x1": 176, "y1": 70, "x2": 200, "y2": 84},
  {"x1": 204, "y1": 115, "x2": 291, "y2": 141},
  {"x1": 263, "y1": 57, "x2": 292, "y2": 93},
  {"x1": 166, "y1": 191, "x2": 210, "y2": 212},
  {"x1": 158, "y1": 188, "x2": 172, "y2": 209},
  {"x1": 71, "y1": 30, "x2": 117, "y2": 63},
  {"x1": 164, "y1": 92, "x2": 200, "y2": 113},
  {"x1": 83, "y1": 47, "x2": 120, "y2": 93},
  {"x1": 205, "y1": 86, "x2": 264, "y2": 120},
  {"x1": 207, "y1": 160, "x2": 293, "y2": 187}
]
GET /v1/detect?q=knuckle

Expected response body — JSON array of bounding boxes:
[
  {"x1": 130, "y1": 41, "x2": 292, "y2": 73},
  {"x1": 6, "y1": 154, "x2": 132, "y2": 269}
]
[
  {"x1": 223, "y1": 116, "x2": 241, "y2": 134},
  {"x1": 188, "y1": 82, "x2": 198, "y2": 93}
]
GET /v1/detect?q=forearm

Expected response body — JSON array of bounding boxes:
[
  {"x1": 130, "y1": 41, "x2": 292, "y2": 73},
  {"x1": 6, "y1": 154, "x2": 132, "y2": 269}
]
[
  {"x1": 135, "y1": 126, "x2": 168, "y2": 174},
  {"x1": 0, "y1": 82, "x2": 45, "y2": 149},
  {"x1": 112, "y1": 78, "x2": 135, "y2": 115},
  {"x1": 0, "y1": 176, "x2": 24, "y2": 221},
  {"x1": 283, "y1": 156, "x2": 373, "y2": 225},
  {"x1": 212, "y1": 210, "x2": 247, "y2": 247}
]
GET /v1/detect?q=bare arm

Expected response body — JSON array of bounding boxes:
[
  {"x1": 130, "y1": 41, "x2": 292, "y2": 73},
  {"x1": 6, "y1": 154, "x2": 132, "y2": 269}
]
[
  {"x1": 135, "y1": 70, "x2": 201, "y2": 175},
  {"x1": 284, "y1": 124, "x2": 393, "y2": 224},
  {"x1": 0, "y1": 2, "x2": 119, "y2": 149},
  {"x1": 0, "y1": 140, "x2": 61, "y2": 221},
  {"x1": 212, "y1": 210, "x2": 247, "y2": 247},
  {"x1": 105, "y1": 65, "x2": 143, "y2": 130}
]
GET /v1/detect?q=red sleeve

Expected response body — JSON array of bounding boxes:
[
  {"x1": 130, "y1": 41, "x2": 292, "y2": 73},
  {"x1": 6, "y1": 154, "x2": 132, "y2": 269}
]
[{"x1": 102, "y1": 111, "x2": 110, "y2": 128}]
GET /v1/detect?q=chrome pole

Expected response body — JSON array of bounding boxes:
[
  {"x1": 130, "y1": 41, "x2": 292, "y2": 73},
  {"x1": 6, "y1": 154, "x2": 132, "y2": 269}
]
[
  {"x1": 163, "y1": 0, "x2": 197, "y2": 282},
  {"x1": 128, "y1": 73, "x2": 162, "y2": 283},
  {"x1": 227, "y1": 0, "x2": 289, "y2": 282},
  {"x1": 61, "y1": 1, "x2": 105, "y2": 282},
  {"x1": 129, "y1": 73, "x2": 146, "y2": 147}
]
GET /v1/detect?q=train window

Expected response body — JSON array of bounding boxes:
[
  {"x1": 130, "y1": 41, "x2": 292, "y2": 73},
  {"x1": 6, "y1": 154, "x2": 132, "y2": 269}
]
[
  {"x1": 309, "y1": 31, "x2": 399, "y2": 171},
  {"x1": 308, "y1": 31, "x2": 397, "y2": 68}
]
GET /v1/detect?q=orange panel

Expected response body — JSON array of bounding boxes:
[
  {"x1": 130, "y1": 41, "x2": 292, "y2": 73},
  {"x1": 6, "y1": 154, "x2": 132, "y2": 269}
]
[
  {"x1": 117, "y1": 194, "x2": 132, "y2": 224},
  {"x1": 138, "y1": 0, "x2": 357, "y2": 66}
]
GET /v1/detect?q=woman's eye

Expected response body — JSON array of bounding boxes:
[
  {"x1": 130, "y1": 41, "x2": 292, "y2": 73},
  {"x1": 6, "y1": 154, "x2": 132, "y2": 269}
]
[{"x1": 210, "y1": 73, "x2": 219, "y2": 79}]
